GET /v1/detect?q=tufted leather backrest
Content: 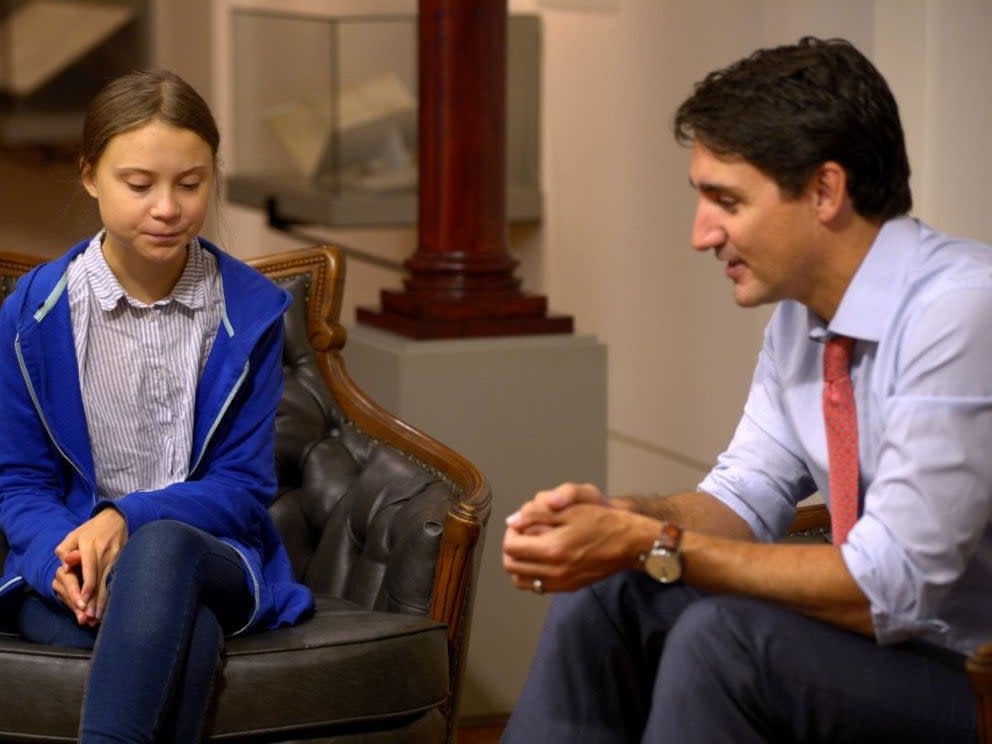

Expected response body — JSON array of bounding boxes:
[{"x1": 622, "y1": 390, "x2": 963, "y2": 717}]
[{"x1": 270, "y1": 276, "x2": 455, "y2": 613}]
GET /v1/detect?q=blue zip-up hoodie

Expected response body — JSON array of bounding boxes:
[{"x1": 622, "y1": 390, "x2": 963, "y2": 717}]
[{"x1": 0, "y1": 238, "x2": 314, "y2": 633}]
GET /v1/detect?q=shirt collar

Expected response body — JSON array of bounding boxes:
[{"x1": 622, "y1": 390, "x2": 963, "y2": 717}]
[
  {"x1": 84, "y1": 230, "x2": 206, "y2": 311},
  {"x1": 170, "y1": 238, "x2": 207, "y2": 310},
  {"x1": 808, "y1": 216, "x2": 919, "y2": 344}
]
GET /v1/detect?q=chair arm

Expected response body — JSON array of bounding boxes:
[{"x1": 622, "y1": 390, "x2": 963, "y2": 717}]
[{"x1": 788, "y1": 503, "x2": 831, "y2": 533}]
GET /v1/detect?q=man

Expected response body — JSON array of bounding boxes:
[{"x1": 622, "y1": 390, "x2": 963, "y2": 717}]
[{"x1": 501, "y1": 37, "x2": 988, "y2": 742}]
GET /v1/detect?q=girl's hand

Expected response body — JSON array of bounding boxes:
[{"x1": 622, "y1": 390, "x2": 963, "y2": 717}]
[
  {"x1": 52, "y1": 550, "x2": 95, "y2": 626},
  {"x1": 54, "y1": 509, "x2": 128, "y2": 624}
]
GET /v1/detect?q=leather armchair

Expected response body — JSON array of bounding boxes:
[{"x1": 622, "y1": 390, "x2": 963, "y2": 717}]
[
  {"x1": 787, "y1": 504, "x2": 989, "y2": 742},
  {"x1": 0, "y1": 245, "x2": 492, "y2": 743}
]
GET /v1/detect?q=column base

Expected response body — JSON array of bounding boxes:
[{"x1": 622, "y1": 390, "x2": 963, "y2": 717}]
[{"x1": 356, "y1": 303, "x2": 574, "y2": 340}]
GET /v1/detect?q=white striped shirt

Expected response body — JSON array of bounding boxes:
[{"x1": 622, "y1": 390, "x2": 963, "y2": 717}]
[{"x1": 66, "y1": 233, "x2": 224, "y2": 500}]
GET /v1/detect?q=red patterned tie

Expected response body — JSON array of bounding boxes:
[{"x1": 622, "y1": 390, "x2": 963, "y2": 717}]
[{"x1": 823, "y1": 335, "x2": 859, "y2": 544}]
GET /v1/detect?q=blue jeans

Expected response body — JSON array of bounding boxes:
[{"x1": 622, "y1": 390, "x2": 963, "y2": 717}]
[
  {"x1": 501, "y1": 570, "x2": 977, "y2": 743},
  {"x1": 18, "y1": 520, "x2": 254, "y2": 743}
]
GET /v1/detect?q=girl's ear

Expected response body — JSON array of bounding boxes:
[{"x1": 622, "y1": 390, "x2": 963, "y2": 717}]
[{"x1": 80, "y1": 162, "x2": 98, "y2": 198}]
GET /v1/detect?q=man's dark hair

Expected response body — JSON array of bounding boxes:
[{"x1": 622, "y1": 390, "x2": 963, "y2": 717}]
[{"x1": 673, "y1": 37, "x2": 912, "y2": 221}]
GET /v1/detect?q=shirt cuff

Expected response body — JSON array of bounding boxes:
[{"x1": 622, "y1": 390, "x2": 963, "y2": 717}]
[{"x1": 841, "y1": 516, "x2": 948, "y2": 645}]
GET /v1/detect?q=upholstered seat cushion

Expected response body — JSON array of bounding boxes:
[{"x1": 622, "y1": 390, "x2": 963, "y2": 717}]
[{"x1": 0, "y1": 595, "x2": 449, "y2": 741}]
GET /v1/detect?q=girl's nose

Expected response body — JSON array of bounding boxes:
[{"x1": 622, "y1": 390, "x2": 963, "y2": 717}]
[{"x1": 150, "y1": 190, "x2": 180, "y2": 220}]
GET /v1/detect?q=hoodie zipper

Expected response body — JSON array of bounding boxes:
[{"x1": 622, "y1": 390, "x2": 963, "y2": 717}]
[
  {"x1": 12, "y1": 341, "x2": 263, "y2": 628},
  {"x1": 14, "y1": 333, "x2": 94, "y2": 497},
  {"x1": 186, "y1": 359, "x2": 262, "y2": 632},
  {"x1": 227, "y1": 543, "x2": 261, "y2": 634},
  {"x1": 189, "y1": 360, "x2": 250, "y2": 477},
  {"x1": 0, "y1": 576, "x2": 24, "y2": 595}
]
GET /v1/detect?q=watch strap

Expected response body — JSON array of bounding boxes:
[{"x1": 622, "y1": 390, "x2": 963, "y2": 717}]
[{"x1": 657, "y1": 521, "x2": 683, "y2": 551}]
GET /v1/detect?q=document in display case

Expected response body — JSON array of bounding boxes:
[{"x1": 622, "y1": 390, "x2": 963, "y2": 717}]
[{"x1": 226, "y1": 7, "x2": 542, "y2": 227}]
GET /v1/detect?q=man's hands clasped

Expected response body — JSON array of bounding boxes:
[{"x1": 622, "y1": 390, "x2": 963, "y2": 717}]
[
  {"x1": 502, "y1": 483, "x2": 656, "y2": 595},
  {"x1": 53, "y1": 508, "x2": 128, "y2": 627}
]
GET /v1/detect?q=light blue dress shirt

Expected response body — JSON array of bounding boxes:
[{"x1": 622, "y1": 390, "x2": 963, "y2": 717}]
[{"x1": 699, "y1": 217, "x2": 992, "y2": 656}]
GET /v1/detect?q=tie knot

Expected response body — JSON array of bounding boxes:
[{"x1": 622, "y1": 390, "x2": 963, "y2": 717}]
[{"x1": 824, "y1": 335, "x2": 855, "y2": 383}]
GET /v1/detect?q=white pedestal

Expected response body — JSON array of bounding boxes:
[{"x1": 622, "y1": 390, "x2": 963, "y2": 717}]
[{"x1": 342, "y1": 325, "x2": 608, "y2": 718}]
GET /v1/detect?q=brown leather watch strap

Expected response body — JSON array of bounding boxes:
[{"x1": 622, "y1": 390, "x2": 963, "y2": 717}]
[{"x1": 658, "y1": 522, "x2": 683, "y2": 551}]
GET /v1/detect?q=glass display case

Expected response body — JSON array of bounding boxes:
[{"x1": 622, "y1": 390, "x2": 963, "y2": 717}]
[
  {"x1": 0, "y1": 0, "x2": 150, "y2": 146},
  {"x1": 226, "y1": 7, "x2": 541, "y2": 227}
]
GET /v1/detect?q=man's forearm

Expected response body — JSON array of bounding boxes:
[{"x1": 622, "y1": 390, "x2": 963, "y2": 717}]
[
  {"x1": 611, "y1": 492, "x2": 872, "y2": 634},
  {"x1": 680, "y1": 531, "x2": 874, "y2": 635},
  {"x1": 610, "y1": 490, "x2": 756, "y2": 541}
]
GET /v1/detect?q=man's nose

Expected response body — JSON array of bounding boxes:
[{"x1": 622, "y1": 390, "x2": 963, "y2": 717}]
[{"x1": 691, "y1": 204, "x2": 727, "y2": 253}]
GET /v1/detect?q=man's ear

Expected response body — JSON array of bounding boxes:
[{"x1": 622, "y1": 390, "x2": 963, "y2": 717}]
[
  {"x1": 810, "y1": 162, "x2": 848, "y2": 222},
  {"x1": 80, "y1": 162, "x2": 98, "y2": 198}
]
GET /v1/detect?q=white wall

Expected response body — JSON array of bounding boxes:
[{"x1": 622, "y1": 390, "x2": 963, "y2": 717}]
[
  {"x1": 2, "y1": 0, "x2": 991, "y2": 719},
  {"x1": 524, "y1": 0, "x2": 873, "y2": 496},
  {"x1": 201, "y1": 0, "x2": 881, "y2": 500},
  {"x1": 514, "y1": 0, "x2": 992, "y2": 503},
  {"x1": 874, "y1": 0, "x2": 992, "y2": 245}
]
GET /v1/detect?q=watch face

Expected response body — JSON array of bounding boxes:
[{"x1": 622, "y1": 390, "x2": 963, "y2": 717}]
[{"x1": 644, "y1": 550, "x2": 682, "y2": 583}]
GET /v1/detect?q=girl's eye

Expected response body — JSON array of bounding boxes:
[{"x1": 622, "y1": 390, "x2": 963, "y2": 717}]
[
  {"x1": 127, "y1": 183, "x2": 151, "y2": 193},
  {"x1": 179, "y1": 182, "x2": 201, "y2": 192}
]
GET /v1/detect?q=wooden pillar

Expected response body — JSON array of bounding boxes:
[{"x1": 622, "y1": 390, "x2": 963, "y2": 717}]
[{"x1": 356, "y1": 0, "x2": 572, "y2": 339}]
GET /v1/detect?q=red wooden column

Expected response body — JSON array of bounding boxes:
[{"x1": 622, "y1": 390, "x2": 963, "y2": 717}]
[{"x1": 356, "y1": 0, "x2": 573, "y2": 339}]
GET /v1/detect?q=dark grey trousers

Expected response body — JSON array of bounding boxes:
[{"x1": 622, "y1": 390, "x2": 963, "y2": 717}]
[{"x1": 501, "y1": 571, "x2": 976, "y2": 743}]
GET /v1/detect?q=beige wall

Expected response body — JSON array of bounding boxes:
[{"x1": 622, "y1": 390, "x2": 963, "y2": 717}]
[
  {"x1": 2, "y1": 0, "x2": 992, "y2": 716},
  {"x1": 202, "y1": 0, "x2": 992, "y2": 502},
  {"x1": 521, "y1": 0, "x2": 992, "y2": 498},
  {"x1": 211, "y1": 1, "x2": 992, "y2": 715}
]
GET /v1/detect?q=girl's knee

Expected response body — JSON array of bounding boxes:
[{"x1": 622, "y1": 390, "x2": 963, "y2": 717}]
[
  {"x1": 117, "y1": 520, "x2": 207, "y2": 575},
  {"x1": 128, "y1": 519, "x2": 200, "y2": 549}
]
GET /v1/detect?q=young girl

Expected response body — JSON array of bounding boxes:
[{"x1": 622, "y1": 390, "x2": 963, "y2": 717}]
[{"x1": 0, "y1": 69, "x2": 313, "y2": 742}]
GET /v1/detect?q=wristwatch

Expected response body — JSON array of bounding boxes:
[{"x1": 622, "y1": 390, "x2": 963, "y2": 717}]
[{"x1": 641, "y1": 522, "x2": 684, "y2": 583}]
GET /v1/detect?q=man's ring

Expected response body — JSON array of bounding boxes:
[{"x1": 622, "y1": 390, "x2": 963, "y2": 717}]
[{"x1": 532, "y1": 578, "x2": 544, "y2": 594}]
